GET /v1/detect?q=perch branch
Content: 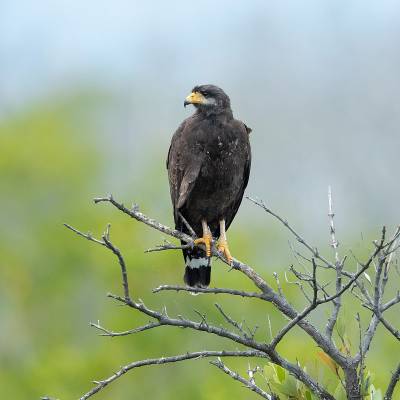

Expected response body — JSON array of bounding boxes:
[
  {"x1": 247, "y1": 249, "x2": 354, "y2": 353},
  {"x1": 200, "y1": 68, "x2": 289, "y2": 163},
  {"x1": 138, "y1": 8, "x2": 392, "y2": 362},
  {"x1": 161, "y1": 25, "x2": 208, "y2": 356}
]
[
  {"x1": 65, "y1": 194, "x2": 400, "y2": 400},
  {"x1": 93, "y1": 195, "x2": 347, "y2": 369}
]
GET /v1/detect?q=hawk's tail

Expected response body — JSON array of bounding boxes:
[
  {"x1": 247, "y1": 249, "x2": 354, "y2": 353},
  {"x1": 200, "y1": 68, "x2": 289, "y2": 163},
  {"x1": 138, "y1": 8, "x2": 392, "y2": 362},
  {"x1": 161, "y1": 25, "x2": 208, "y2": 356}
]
[{"x1": 183, "y1": 245, "x2": 211, "y2": 288}]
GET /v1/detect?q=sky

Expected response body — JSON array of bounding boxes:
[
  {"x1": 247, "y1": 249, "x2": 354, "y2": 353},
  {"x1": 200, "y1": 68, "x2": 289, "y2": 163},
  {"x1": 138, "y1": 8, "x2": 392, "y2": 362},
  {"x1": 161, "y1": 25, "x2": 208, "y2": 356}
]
[{"x1": 1, "y1": 0, "x2": 400, "y2": 237}]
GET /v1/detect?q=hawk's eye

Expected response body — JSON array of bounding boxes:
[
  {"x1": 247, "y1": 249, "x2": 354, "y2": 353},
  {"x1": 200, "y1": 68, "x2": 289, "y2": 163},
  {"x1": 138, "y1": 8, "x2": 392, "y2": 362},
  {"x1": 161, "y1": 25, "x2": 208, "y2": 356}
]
[{"x1": 201, "y1": 91, "x2": 209, "y2": 97}]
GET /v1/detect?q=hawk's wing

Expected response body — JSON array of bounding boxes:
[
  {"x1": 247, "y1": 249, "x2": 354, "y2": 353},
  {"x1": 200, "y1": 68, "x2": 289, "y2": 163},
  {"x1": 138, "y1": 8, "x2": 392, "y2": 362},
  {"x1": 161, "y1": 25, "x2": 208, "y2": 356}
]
[
  {"x1": 167, "y1": 118, "x2": 203, "y2": 224},
  {"x1": 225, "y1": 121, "x2": 252, "y2": 230}
]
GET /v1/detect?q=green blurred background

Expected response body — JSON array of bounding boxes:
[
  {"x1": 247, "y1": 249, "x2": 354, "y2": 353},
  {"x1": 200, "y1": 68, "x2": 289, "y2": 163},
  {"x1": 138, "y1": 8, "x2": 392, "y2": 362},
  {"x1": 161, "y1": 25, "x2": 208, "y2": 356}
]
[{"x1": 1, "y1": 1, "x2": 399, "y2": 399}]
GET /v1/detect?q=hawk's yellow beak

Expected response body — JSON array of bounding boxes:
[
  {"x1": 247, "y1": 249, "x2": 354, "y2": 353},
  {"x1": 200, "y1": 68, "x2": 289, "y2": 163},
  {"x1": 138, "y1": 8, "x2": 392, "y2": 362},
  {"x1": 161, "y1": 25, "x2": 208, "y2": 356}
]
[{"x1": 184, "y1": 91, "x2": 205, "y2": 107}]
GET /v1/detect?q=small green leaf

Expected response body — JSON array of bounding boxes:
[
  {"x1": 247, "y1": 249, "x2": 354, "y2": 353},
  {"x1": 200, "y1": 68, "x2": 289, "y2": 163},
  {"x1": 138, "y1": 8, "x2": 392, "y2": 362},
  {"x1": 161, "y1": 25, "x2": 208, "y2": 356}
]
[
  {"x1": 370, "y1": 385, "x2": 383, "y2": 400},
  {"x1": 279, "y1": 374, "x2": 298, "y2": 396},
  {"x1": 364, "y1": 272, "x2": 372, "y2": 285},
  {"x1": 276, "y1": 365, "x2": 286, "y2": 383},
  {"x1": 333, "y1": 383, "x2": 347, "y2": 400},
  {"x1": 263, "y1": 363, "x2": 275, "y2": 379}
]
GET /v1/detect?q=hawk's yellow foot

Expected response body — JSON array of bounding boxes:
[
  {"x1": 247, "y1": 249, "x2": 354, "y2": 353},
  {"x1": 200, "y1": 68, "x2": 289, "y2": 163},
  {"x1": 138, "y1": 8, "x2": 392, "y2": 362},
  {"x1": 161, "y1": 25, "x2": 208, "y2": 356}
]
[
  {"x1": 193, "y1": 233, "x2": 212, "y2": 257},
  {"x1": 217, "y1": 238, "x2": 233, "y2": 265}
]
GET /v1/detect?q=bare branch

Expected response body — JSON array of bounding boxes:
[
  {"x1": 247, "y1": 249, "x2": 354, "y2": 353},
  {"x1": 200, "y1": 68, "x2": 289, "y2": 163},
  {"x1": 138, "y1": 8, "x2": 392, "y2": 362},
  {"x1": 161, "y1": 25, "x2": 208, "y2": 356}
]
[
  {"x1": 327, "y1": 186, "x2": 340, "y2": 262},
  {"x1": 285, "y1": 268, "x2": 312, "y2": 303},
  {"x1": 145, "y1": 240, "x2": 192, "y2": 253},
  {"x1": 247, "y1": 196, "x2": 335, "y2": 270},
  {"x1": 273, "y1": 272, "x2": 283, "y2": 297},
  {"x1": 90, "y1": 321, "x2": 160, "y2": 337},
  {"x1": 211, "y1": 358, "x2": 277, "y2": 400},
  {"x1": 382, "y1": 292, "x2": 400, "y2": 312},
  {"x1": 385, "y1": 362, "x2": 400, "y2": 400},
  {"x1": 64, "y1": 223, "x2": 106, "y2": 247},
  {"x1": 66, "y1": 194, "x2": 400, "y2": 400},
  {"x1": 358, "y1": 314, "x2": 380, "y2": 361},
  {"x1": 94, "y1": 195, "x2": 193, "y2": 243},
  {"x1": 102, "y1": 228, "x2": 130, "y2": 301},
  {"x1": 377, "y1": 315, "x2": 400, "y2": 341},
  {"x1": 153, "y1": 284, "x2": 266, "y2": 300},
  {"x1": 65, "y1": 223, "x2": 131, "y2": 301},
  {"x1": 107, "y1": 292, "x2": 335, "y2": 399},
  {"x1": 356, "y1": 313, "x2": 366, "y2": 391},
  {"x1": 270, "y1": 259, "x2": 318, "y2": 349},
  {"x1": 107, "y1": 292, "x2": 267, "y2": 351},
  {"x1": 215, "y1": 303, "x2": 248, "y2": 338},
  {"x1": 270, "y1": 237, "x2": 387, "y2": 353},
  {"x1": 80, "y1": 350, "x2": 267, "y2": 400},
  {"x1": 354, "y1": 227, "x2": 399, "y2": 363},
  {"x1": 94, "y1": 195, "x2": 274, "y2": 296},
  {"x1": 95, "y1": 195, "x2": 348, "y2": 368},
  {"x1": 178, "y1": 211, "x2": 197, "y2": 238},
  {"x1": 325, "y1": 186, "x2": 343, "y2": 339}
]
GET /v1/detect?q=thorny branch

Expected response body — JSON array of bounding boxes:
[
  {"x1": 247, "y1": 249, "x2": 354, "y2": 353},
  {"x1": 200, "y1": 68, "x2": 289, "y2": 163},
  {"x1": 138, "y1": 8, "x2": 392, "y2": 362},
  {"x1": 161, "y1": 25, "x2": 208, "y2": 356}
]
[
  {"x1": 211, "y1": 358, "x2": 278, "y2": 400},
  {"x1": 64, "y1": 223, "x2": 131, "y2": 300},
  {"x1": 81, "y1": 350, "x2": 268, "y2": 400},
  {"x1": 65, "y1": 218, "x2": 332, "y2": 399},
  {"x1": 325, "y1": 186, "x2": 343, "y2": 340},
  {"x1": 153, "y1": 284, "x2": 267, "y2": 299},
  {"x1": 61, "y1": 191, "x2": 400, "y2": 400}
]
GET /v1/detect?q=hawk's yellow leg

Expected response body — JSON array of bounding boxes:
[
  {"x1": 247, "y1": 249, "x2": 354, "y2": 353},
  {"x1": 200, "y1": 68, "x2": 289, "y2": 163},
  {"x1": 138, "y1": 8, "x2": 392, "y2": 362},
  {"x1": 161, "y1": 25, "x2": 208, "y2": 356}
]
[
  {"x1": 193, "y1": 219, "x2": 212, "y2": 257},
  {"x1": 217, "y1": 219, "x2": 233, "y2": 265}
]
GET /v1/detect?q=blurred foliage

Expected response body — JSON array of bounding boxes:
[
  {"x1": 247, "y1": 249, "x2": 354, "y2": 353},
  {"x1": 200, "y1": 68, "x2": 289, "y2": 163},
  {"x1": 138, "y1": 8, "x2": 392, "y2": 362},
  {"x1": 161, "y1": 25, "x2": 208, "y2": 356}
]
[
  {"x1": 0, "y1": 91, "x2": 398, "y2": 400},
  {"x1": 264, "y1": 358, "x2": 383, "y2": 400}
]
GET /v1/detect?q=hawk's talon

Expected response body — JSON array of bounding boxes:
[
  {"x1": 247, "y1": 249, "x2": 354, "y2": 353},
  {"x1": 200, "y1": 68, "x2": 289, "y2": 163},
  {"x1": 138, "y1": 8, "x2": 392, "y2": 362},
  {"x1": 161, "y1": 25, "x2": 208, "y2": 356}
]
[
  {"x1": 194, "y1": 233, "x2": 213, "y2": 257},
  {"x1": 217, "y1": 239, "x2": 233, "y2": 265}
]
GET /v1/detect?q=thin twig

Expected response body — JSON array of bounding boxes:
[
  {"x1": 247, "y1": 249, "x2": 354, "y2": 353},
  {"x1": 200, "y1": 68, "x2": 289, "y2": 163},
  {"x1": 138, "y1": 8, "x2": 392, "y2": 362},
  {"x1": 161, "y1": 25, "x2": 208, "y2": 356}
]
[
  {"x1": 102, "y1": 227, "x2": 131, "y2": 301},
  {"x1": 64, "y1": 224, "x2": 105, "y2": 247},
  {"x1": 325, "y1": 186, "x2": 343, "y2": 340},
  {"x1": 178, "y1": 211, "x2": 197, "y2": 238},
  {"x1": 270, "y1": 259, "x2": 318, "y2": 348},
  {"x1": 107, "y1": 292, "x2": 335, "y2": 399},
  {"x1": 377, "y1": 315, "x2": 400, "y2": 341},
  {"x1": 90, "y1": 321, "x2": 160, "y2": 337},
  {"x1": 65, "y1": 223, "x2": 131, "y2": 300},
  {"x1": 145, "y1": 241, "x2": 192, "y2": 253},
  {"x1": 95, "y1": 195, "x2": 347, "y2": 368},
  {"x1": 67, "y1": 194, "x2": 400, "y2": 400},
  {"x1": 247, "y1": 196, "x2": 335, "y2": 270},
  {"x1": 215, "y1": 303, "x2": 248, "y2": 338},
  {"x1": 211, "y1": 358, "x2": 277, "y2": 400}
]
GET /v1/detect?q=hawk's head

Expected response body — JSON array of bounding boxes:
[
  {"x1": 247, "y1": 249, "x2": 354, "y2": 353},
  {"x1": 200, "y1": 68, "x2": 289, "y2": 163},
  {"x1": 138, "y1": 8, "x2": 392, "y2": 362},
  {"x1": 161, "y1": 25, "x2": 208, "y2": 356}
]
[{"x1": 184, "y1": 84, "x2": 231, "y2": 115}]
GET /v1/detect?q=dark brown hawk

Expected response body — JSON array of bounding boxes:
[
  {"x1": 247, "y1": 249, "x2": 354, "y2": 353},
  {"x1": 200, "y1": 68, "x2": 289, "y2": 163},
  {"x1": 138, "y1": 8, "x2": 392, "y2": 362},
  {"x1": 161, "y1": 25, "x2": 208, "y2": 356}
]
[{"x1": 167, "y1": 84, "x2": 251, "y2": 288}]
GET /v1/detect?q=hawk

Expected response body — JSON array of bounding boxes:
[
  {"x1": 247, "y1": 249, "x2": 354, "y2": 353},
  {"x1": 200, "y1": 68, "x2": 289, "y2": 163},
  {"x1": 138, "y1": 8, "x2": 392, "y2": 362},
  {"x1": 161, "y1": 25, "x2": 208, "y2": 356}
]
[{"x1": 167, "y1": 85, "x2": 251, "y2": 288}]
